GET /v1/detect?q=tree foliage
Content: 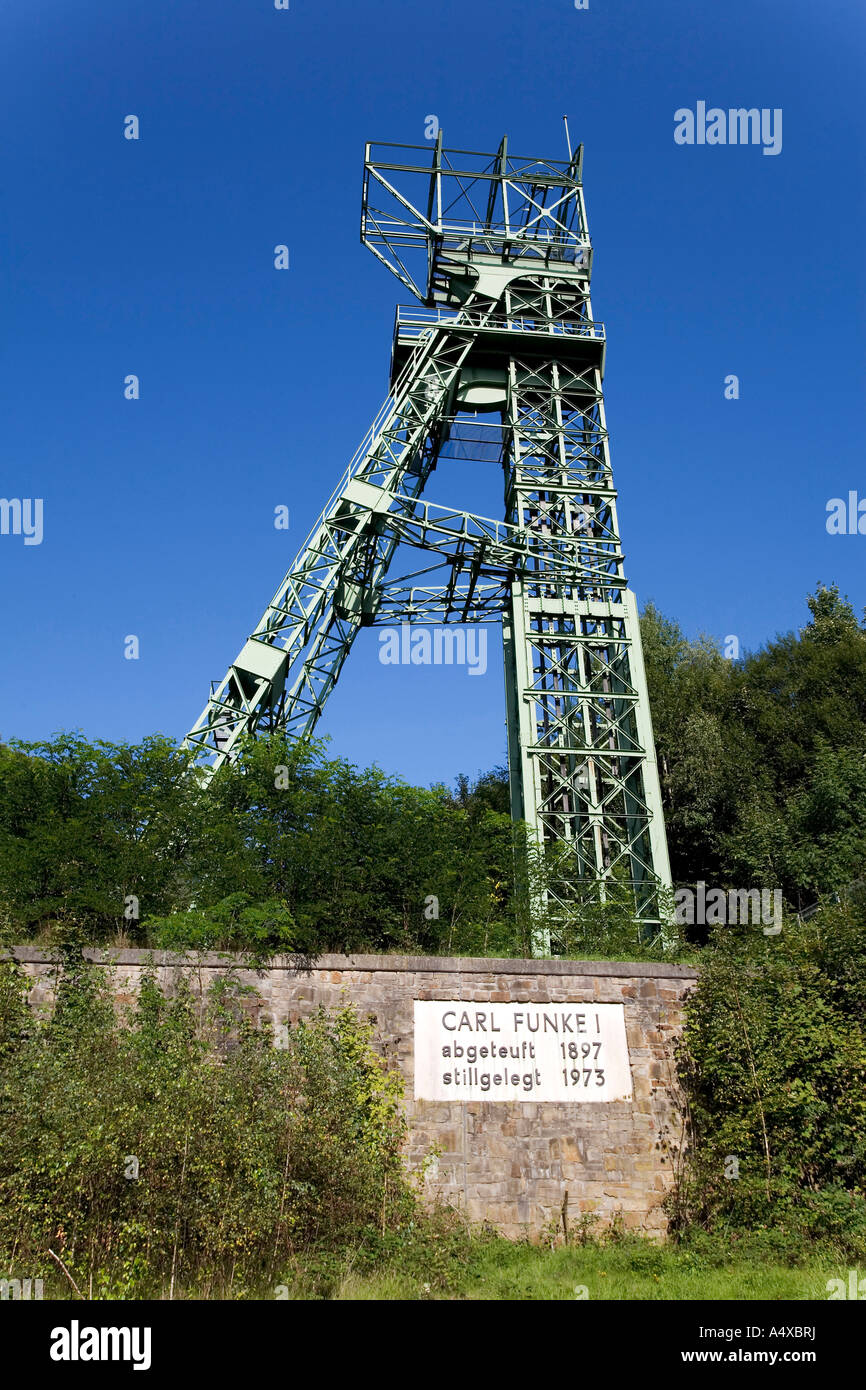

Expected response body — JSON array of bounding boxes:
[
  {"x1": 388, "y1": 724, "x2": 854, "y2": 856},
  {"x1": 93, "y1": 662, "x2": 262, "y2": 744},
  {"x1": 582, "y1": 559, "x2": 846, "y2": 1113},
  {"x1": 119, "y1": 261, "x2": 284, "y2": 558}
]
[
  {"x1": 0, "y1": 734, "x2": 536, "y2": 957},
  {"x1": 641, "y1": 583, "x2": 866, "y2": 909}
]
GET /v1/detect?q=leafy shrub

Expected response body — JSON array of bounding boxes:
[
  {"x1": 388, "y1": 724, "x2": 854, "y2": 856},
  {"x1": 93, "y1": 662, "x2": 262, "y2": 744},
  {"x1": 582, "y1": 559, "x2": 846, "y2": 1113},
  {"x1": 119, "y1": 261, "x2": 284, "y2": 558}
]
[
  {"x1": 146, "y1": 893, "x2": 301, "y2": 961},
  {"x1": 0, "y1": 956, "x2": 412, "y2": 1298},
  {"x1": 672, "y1": 895, "x2": 866, "y2": 1257}
]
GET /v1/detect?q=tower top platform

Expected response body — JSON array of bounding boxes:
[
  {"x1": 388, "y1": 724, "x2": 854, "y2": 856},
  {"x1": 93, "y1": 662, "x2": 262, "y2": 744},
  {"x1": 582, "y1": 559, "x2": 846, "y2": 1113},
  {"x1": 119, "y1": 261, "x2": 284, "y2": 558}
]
[{"x1": 361, "y1": 135, "x2": 592, "y2": 306}]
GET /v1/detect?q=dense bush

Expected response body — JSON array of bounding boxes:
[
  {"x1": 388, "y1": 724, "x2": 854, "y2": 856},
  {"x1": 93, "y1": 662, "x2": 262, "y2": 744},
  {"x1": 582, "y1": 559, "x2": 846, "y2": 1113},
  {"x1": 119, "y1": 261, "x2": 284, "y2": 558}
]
[
  {"x1": 671, "y1": 891, "x2": 866, "y2": 1256},
  {"x1": 0, "y1": 955, "x2": 413, "y2": 1298}
]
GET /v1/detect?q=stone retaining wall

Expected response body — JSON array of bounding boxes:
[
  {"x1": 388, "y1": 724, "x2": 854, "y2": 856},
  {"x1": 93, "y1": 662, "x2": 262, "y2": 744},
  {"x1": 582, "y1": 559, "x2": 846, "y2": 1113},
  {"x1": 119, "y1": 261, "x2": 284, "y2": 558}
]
[{"x1": 10, "y1": 948, "x2": 697, "y2": 1240}]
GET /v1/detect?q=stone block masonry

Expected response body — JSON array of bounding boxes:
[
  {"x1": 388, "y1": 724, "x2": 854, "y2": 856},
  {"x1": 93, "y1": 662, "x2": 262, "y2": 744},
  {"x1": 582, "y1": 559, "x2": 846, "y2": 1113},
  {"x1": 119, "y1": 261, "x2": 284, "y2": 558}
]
[{"x1": 10, "y1": 948, "x2": 697, "y2": 1240}]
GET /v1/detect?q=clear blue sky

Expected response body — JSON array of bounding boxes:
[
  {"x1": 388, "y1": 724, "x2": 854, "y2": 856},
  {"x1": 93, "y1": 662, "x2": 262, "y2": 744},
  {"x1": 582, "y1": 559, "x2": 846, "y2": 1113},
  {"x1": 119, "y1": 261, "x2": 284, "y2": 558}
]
[{"x1": 1, "y1": 0, "x2": 864, "y2": 786}]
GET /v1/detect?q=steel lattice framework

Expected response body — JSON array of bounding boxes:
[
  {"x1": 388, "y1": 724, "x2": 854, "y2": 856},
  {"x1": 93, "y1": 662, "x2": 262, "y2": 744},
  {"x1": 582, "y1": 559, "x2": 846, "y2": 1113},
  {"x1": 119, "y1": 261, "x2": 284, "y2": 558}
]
[{"x1": 184, "y1": 134, "x2": 672, "y2": 949}]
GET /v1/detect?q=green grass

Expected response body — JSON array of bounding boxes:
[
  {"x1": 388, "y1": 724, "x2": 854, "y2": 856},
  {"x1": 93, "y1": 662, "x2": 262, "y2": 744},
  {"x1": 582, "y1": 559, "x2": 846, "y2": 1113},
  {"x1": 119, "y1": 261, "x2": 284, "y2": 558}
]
[
  {"x1": 23, "y1": 1233, "x2": 849, "y2": 1300},
  {"x1": 279, "y1": 1231, "x2": 847, "y2": 1301}
]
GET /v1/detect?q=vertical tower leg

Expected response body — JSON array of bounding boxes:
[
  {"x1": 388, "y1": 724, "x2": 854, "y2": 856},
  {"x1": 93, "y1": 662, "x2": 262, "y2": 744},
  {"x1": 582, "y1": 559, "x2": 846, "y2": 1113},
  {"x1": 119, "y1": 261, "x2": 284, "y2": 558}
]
[{"x1": 502, "y1": 348, "x2": 671, "y2": 952}]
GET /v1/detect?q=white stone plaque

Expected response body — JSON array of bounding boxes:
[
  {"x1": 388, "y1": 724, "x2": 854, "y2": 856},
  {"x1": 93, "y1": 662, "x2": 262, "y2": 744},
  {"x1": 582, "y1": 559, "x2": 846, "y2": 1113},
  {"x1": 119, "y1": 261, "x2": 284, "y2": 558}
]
[{"x1": 414, "y1": 1001, "x2": 632, "y2": 1103}]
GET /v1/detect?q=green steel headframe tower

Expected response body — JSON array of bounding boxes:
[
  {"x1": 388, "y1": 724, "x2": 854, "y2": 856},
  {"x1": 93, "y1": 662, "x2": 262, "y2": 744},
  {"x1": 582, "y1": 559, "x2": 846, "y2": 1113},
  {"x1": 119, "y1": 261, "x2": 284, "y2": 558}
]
[{"x1": 184, "y1": 134, "x2": 672, "y2": 949}]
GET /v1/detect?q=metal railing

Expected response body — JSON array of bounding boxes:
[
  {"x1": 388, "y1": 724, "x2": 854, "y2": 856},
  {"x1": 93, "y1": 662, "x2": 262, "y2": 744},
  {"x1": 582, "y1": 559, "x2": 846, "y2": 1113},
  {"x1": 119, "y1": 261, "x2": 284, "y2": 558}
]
[{"x1": 393, "y1": 306, "x2": 605, "y2": 342}]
